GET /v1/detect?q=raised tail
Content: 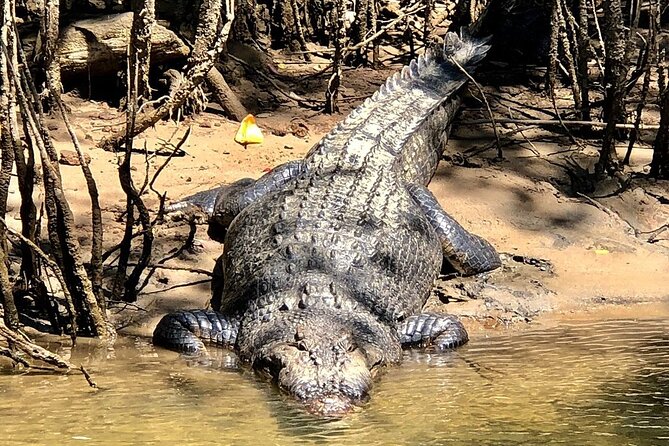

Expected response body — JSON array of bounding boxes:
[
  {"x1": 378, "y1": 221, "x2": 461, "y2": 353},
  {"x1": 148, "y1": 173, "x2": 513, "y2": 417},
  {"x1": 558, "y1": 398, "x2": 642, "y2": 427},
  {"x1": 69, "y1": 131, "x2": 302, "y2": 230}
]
[
  {"x1": 314, "y1": 30, "x2": 491, "y2": 161},
  {"x1": 436, "y1": 29, "x2": 491, "y2": 70}
]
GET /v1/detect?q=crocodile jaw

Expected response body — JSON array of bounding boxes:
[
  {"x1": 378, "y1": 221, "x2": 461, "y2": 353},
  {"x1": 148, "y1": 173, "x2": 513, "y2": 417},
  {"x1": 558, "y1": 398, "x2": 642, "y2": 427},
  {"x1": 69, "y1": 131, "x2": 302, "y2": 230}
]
[
  {"x1": 253, "y1": 338, "x2": 374, "y2": 416},
  {"x1": 241, "y1": 307, "x2": 399, "y2": 416}
]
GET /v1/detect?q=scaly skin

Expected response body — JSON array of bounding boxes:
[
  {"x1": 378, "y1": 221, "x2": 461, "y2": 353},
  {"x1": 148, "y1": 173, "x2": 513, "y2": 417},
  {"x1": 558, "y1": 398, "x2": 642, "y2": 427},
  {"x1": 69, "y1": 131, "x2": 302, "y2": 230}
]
[{"x1": 154, "y1": 32, "x2": 499, "y2": 416}]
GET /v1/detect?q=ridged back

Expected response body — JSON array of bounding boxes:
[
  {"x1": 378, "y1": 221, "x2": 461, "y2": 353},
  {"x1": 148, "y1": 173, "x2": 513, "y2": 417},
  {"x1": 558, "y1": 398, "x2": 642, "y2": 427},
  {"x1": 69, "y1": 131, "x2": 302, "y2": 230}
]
[{"x1": 306, "y1": 31, "x2": 491, "y2": 181}]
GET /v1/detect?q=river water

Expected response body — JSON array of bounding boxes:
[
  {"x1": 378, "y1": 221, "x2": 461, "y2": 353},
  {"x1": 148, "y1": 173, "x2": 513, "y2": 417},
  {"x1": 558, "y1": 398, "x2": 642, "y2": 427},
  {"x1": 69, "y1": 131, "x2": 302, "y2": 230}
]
[{"x1": 1, "y1": 318, "x2": 668, "y2": 445}]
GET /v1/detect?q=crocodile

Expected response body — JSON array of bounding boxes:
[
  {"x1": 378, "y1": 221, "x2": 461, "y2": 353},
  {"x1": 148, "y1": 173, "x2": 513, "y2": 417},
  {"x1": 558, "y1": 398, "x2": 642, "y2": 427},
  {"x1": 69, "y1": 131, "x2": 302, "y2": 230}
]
[{"x1": 153, "y1": 31, "x2": 501, "y2": 416}]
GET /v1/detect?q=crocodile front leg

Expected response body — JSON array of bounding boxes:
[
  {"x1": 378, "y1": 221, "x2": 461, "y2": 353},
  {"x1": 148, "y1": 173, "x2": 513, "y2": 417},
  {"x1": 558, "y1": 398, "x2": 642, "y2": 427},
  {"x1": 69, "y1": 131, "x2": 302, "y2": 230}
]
[
  {"x1": 208, "y1": 160, "x2": 307, "y2": 242},
  {"x1": 406, "y1": 183, "x2": 501, "y2": 275},
  {"x1": 153, "y1": 309, "x2": 239, "y2": 354},
  {"x1": 398, "y1": 313, "x2": 469, "y2": 350}
]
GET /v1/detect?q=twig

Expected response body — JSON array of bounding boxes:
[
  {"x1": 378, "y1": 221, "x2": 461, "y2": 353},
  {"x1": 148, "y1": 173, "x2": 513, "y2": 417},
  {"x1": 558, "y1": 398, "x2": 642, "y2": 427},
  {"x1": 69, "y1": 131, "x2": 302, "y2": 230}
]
[
  {"x1": 576, "y1": 192, "x2": 637, "y2": 235},
  {"x1": 136, "y1": 218, "x2": 199, "y2": 293},
  {"x1": 508, "y1": 108, "x2": 540, "y2": 157},
  {"x1": 0, "y1": 320, "x2": 97, "y2": 387},
  {"x1": 145, "y1": 126, "x2": 192, "y2": 223},
  {"x1": 80, "y1": 366, "x2": 98, "y2": 388},
  {"x1": 140, "y1": 279, "x2": 211, "y2": 295},
  {"x1": 126, "y1": 262, "x2": 213, "y2": 277},
  {"x1": 591, "y1": 0, "x2": 606, "y2": 59},
  {"x1": 643, "y1": 223, "x2": 669, "y2": 243},
  {"x1": 460, "y1": 118, "x2": 660, "y2": 130}
]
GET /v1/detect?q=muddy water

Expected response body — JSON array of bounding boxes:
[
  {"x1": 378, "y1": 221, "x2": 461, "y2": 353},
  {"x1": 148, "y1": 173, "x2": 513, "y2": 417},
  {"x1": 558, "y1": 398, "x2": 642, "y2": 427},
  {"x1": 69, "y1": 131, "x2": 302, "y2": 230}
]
[{"x1": 1, "y1": 318, "x2": 668, "y2": 446}]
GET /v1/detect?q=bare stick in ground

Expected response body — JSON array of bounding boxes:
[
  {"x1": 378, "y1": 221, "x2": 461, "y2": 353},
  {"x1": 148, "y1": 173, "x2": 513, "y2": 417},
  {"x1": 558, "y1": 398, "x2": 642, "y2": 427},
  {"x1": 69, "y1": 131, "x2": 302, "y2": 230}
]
[
  {"x1": 131, "y1": 0, "x2": 156, "y2": 102},
  {"x1": 42, "y1": 0, "x2": 62, "y2": 105},
  {"x1": 33, "y1": 22, "x2": 107, "y2": 307},
  {"x1": 112, "y1": 0, "x2": 157, "y2": 303},
  {"x1": 624, "y1": 0, "x2": 658, "y2": 166}
]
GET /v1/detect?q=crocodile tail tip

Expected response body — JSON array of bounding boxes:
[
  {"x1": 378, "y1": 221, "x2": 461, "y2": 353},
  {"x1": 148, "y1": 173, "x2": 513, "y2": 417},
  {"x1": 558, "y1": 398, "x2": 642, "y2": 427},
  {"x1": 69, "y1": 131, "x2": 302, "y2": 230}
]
[{"x1": 440, "y1": 29, "x2": 492, "y2": 68}]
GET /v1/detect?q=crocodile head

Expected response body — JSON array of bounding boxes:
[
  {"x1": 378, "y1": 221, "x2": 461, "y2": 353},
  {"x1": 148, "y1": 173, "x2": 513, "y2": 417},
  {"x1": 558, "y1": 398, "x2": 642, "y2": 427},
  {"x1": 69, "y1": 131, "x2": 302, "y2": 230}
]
[{"x1": 239, "y1": 307, "x2": 401, "y2": 416}]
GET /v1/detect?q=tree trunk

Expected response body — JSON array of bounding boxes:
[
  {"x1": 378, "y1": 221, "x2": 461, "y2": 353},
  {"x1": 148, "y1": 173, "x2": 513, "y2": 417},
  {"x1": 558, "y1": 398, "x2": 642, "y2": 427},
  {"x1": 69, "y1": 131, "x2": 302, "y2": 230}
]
[
  {"x1": 270, "y1": 0, "x2": 300, "y2": 51},
  {"x1": 353, "y1": 0, "x2": 369, "y2": 65},
  {"x1": 232, "y1": 0, "x2": 257, "y2": 42},
  {"x1": 206, "y1": 67, "x2": 248, "y2": 121},
  {"x1": 576, "y1": 0, "x2": 591, "y2": 121},
  {"x1": 650, "y1": 86, "x2": 669, "y2": 178},
  {"x1": 130, "y1": 0, "x2": 156, "y2": 102},
  {"x1": 596, "y1": 0, "x2": 626, "y2": 175},
  {"x1": 42, "y1": 0, "x2": 62, "y2": 105},
  {"x1": 0, "y1": 0, "x2": 21, "y2": 330}
]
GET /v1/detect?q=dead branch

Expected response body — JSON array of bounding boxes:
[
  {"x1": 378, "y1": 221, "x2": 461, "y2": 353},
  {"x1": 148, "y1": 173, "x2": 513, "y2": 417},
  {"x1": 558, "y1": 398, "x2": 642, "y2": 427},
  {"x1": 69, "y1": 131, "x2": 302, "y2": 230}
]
[
  {"x1": 325, "y1": 0, "x2": 345, "y2": 114},
  {"x1": 576, "y1": 192, "x2": 638, "y2": 235},
  {"x1": 205, "y1": 67, "x2": 249, "y2": 120},
  {"x1": 137, "y1": 218, "x2": 199, "y2": 293},
  {"x1": 597, "y1": 0, "x2": 627, "y2": 175},
  {"x1": 147, "y1": 127, "x2": 192, "y2": 224},
  {"x1": 128, "y1": 263, "x2": 213, "y2": 277},
  {"x1": 460, "y1": 118, "x2": 660, "y2": 130},
  {"x1": 0, "y1": 319, "x2": 97, "y2": 387},
  {"x1": 42, "y1": 0, "x2": 62, "y2": 104},
  {"x1": 624, "y1": 1, "x2": 658, "y2": 166},
  {"x1": 140, "y1": 279, "x2": 212, "y2": 295},
  {"x1": 39, "y1": 39, "x2": 106, "y2": 305},
  {"x1": 112, "y1": 0, "x2": 157, "y2": 303}
]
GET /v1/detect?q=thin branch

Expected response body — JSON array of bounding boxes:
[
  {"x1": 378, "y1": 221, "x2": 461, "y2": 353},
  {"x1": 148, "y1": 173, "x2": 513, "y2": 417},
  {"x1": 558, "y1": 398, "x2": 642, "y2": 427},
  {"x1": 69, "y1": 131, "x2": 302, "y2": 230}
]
[
  {"x1": 450, "y1": 57, "x2": 501, "y2": 158},
  {"x1": 460, "y1": 118, "x2": 659, "y2": 130}
]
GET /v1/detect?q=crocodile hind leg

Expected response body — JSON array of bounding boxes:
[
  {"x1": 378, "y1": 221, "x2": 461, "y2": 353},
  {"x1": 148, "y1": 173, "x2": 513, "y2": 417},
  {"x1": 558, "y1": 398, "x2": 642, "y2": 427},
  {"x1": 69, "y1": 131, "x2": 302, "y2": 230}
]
[
  {"x1": 398, "y1": 313, "x2": 469, "y2": 350},
  {"x1": 152, "y1": 309, "x2": 239, "y2": 354},
  {"x1": 406, "y1": 183, "x2": 501, "y2": 275},
  {"x1": 208, "y1": 159, "x2": 307, "y2": 242}
]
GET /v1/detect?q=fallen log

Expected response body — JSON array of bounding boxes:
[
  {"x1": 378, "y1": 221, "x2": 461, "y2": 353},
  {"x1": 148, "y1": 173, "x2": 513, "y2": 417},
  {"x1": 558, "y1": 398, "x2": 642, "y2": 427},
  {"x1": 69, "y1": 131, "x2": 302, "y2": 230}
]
[{"x1": 57, "y1": 12, "x2": 189, "y2": 78}]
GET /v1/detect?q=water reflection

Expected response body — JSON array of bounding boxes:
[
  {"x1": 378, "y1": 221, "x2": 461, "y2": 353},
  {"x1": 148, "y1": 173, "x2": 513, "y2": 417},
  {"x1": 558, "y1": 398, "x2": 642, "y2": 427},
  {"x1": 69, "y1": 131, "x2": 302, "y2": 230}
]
[{"x1": 1, "y1": 319, "x2": 668, "y2": 445}]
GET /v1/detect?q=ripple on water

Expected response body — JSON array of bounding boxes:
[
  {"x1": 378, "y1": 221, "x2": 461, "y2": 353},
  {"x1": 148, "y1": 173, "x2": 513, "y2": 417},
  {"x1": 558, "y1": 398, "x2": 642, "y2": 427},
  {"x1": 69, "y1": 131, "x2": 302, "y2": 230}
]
[{"x1": 0, "y1": 318, "x2": 668, "y2": 445}]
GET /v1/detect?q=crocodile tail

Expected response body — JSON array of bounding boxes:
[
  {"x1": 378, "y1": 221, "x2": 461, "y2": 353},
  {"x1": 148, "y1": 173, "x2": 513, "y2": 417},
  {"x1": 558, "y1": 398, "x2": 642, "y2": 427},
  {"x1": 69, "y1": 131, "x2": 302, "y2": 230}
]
[
  {"x1": 338, "y1": 30, "x2": 491, "y2": 119},
  {"x1": 436, "y1": 29, "x2": 491, "y2": 70}
]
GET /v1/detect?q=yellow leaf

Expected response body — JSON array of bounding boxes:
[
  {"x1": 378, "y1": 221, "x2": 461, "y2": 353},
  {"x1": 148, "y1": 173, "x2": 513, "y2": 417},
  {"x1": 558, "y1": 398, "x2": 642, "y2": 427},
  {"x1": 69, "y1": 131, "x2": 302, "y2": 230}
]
[
  {"x1": 234, "y1": 114, "x2": 264, "y2": 147},
  {"x1": 594, "y1": 249, "x2": 609, "y2": 255}
]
